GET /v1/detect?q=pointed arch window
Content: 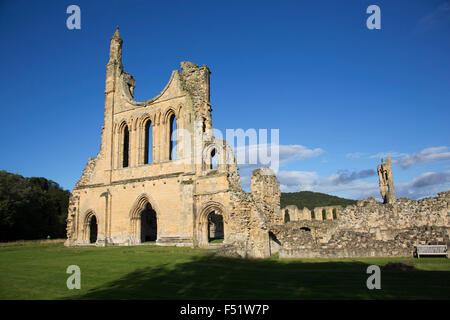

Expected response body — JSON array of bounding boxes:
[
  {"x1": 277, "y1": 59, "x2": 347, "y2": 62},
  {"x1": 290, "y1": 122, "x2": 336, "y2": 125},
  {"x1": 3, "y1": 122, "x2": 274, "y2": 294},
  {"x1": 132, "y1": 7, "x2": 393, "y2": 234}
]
[
  {"x1": 144, "y1": 120, "x2": 152, "y2": 164},
  {"x1": 210, "y1": 148, "x2": 218, "y2": 169},
  {"x1": 123, "y1": 125, "x2": 130, "y2": 168},
  {"x1": 169, "y1": 114, "x2": 177, "y2": 160}
]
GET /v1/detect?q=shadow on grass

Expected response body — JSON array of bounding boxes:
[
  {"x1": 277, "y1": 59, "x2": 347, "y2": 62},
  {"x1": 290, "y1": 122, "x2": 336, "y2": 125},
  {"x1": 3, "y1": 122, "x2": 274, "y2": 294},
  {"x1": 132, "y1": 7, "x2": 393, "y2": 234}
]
[{"x1": 71, "y1": 254, "x2": 450, "y2": 300}]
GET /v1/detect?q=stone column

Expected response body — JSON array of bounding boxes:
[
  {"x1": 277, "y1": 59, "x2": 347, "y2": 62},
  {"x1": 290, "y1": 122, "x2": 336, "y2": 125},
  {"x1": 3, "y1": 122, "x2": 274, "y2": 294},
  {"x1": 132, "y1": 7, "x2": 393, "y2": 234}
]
[
  {"x1": 137, "y1": 122, "x2": 142, "y2": 165},
  {"x1": 314, "y1": 208, "x2": 323, "y2": 220},
  {"x1": 162, "y1": 119, "x2": 168, "y2": 161},
  {"x1": 130, "y1": 123, "x2": 136, "y2": 167},
  {"x1": 326, "y1": 208, "x2": 333, "y2": 220},
  {"x1": 153, "y1": 121, "x2": 159, "y2": 163},
  {"x1": 176, "y1": 116, "x2": 182, "y2": 159}
]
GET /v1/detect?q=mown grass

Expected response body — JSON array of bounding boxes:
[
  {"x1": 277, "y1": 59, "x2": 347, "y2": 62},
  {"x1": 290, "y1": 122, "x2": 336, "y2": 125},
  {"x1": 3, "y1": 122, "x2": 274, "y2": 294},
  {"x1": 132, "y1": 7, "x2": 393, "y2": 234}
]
[
  {"x1": 0, "y1": 243, "x2": 449, "y2": 300},
  {"x1": 209, "y1": 239, "x2": 224, "y2": 244}
]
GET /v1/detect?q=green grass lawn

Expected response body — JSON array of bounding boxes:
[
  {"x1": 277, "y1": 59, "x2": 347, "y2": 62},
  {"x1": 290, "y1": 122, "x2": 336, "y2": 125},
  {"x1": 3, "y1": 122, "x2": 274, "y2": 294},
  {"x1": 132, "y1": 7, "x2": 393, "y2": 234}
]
[
  {"x1": 209, "y1": 238, "x2": 224, "y2": 244},
  {"x1": 0, "y1": 243, "x2": 449, "y2": 300}
]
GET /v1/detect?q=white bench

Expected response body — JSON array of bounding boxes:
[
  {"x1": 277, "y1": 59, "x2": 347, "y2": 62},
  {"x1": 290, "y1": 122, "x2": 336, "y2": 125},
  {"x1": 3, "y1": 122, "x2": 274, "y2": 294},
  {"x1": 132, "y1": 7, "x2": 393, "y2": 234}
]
[{"x1": 415, "y1": 245, "x2": 448, "y2": 258}]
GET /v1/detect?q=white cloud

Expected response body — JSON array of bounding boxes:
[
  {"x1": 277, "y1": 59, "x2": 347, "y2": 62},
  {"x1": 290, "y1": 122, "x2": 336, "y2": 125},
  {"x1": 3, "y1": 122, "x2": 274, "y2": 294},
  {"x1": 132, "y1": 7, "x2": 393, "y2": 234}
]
[
  {"x1": 369, "y1": 146, "x2": 450, "y2": 169},
  {"x1": 233, "y1": 144, "x2": 324, "y2": 170},
  {"x1": 278, "y1": 170, "x2": 319, "y2": 190},
  {"x1": 410, "y1": 170, "x2": 450, "y2": 188},
  {"x1": 278, "y1": 145, "x2": 324, "y2": 163},
  {"x1": 369, "y1": 151, "x2": 407, "y2": 160},
  {"x1": 323, "y1": 169, "x2": 376, "y2": 185},
  {"x1": 396, "y1": 147, "x2": 450, "y2": 168},
  {"x1": 346, "y1": 152, "x2": 366, "y2": 159},
  {"x1": 393, "y1": 170, "x2": 450, "y2": 199},
  {"x1": 418, "y1": 1, "x2": 450, "y2": 31}
]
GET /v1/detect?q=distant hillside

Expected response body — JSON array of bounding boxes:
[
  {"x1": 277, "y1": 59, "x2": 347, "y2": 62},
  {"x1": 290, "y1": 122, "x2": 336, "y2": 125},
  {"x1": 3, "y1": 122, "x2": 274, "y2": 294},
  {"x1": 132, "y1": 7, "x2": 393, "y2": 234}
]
[{"x1": 281, "y1": 191, "x2": 357, "y2": 210}]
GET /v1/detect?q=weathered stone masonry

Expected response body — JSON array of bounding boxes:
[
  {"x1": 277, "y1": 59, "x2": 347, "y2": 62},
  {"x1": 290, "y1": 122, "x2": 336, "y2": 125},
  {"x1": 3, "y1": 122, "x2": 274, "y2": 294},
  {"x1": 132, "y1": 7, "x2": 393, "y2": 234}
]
[
  {"x1": 378, "y1": 156, "x2": 395, "y2": 204},
  {"x1": 281, "y1": 205, "x2": 341, "y2": 222},
  {"x1": 65, "y1": 28, "x2": 282, "y2": 258},
  {"x1": 66, "y1": 29, "x2": 449, "y2": 259},
  {"x1": 274, "y1": 192, "x2": 450, "y2": 258}
]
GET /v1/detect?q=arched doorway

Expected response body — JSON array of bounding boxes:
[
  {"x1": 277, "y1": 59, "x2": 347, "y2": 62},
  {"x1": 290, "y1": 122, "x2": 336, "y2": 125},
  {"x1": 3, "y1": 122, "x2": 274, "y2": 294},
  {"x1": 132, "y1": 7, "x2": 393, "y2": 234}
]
[
  {"x1": 129, "y1": 194, "x2": 159, "y2": 245},
  {"x1": 140, "y1": 202, "x2": 157, "y2": 242},
  {"x1": 197, "y1": 202, "x2": 227, "y2": 247},
  {"x1": 208, "y1": 211, "x2": 224, "y2": 243},
  {"x1": 89, "y1": 215, "x2": 98, "y2": 243},
  {"x1": 83, "y1": 211, "x2": 98, "y2": 244}
]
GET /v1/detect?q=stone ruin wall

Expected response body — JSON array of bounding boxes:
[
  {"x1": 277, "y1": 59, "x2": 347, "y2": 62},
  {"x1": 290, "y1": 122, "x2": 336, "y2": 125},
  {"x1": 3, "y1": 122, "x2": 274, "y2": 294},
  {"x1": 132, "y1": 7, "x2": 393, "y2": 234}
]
[
  {"x1": 213, "y1": 167, "x2": 283, "y2": 258},
  {"x1": 282, "y1": 205, "x2": 341, "y2": 221},
  {"x1": 67, "y1": 29, "x2": 449, "y2": 260},
  {"x1": 65, "y1": 29, "x2": 285, "y2": 259},
  {"x1": 251, "y1": 167, "x2": 282, "y2": 225},
  {"x1": 271, "y1": 191, "x2": 450, "y2": 258}
]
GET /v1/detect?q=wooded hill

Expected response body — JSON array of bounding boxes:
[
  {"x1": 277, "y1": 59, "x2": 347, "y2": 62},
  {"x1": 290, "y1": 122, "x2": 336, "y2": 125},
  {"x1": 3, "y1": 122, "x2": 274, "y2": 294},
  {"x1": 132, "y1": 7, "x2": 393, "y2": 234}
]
[{"x1": 281, "y1": 191, "x2": 357, "y2": 210}]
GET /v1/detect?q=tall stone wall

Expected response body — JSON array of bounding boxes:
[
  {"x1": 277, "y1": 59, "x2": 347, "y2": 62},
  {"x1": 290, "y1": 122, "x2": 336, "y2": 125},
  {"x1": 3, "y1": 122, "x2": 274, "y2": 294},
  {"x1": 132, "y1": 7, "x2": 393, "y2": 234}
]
[
  {"x1": 251, "y1": 167, "x2": 282, "y2": 225},
  {"x1": 65, "y1": 29, "x2": 279, "y2": 259}
]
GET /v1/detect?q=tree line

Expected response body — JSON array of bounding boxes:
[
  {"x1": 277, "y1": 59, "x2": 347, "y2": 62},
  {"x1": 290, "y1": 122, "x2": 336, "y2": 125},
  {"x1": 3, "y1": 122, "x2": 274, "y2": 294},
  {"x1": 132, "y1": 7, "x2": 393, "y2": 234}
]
[
  {"x1": 0, "y1": 170, "x2": 70, "y2": 241},
  {"x1": 281, "y1": 191, "x2": 357, "y2": 210}
]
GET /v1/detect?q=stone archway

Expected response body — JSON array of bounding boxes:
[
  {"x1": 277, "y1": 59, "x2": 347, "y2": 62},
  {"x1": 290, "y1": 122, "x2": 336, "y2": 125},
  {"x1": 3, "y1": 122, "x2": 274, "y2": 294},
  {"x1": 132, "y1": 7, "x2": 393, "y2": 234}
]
[
  {"x1": 82, "y1": 210, "x2": 98, "y2": 244},
  {"x1": 208, "y1": 211, "x2": 224, "y2": 242},
  {"x1": 140, "y1": 202, "x2": 157, "y2": 242},
  {"x1": 197, "y1": 202, "x2": 227, "y2": 247},
  {"x1": 129, "y1": 194, "x2": 160, "y2": 245},
  {"x1": 89, "y1": 215, "x2": 98, "y2": 243}
]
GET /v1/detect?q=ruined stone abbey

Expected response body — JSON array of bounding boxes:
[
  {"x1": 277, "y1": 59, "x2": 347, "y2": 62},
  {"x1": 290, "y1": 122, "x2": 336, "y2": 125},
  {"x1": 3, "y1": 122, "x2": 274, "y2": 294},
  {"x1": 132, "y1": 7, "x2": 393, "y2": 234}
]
[{"x1": 65, "y1": 29, "x2": 449, "y2": 258}]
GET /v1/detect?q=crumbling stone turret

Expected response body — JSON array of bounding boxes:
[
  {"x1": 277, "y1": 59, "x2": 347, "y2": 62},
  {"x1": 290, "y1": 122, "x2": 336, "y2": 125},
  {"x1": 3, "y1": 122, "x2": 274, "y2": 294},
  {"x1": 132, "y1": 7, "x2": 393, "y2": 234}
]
[{"x1": 377, "y1": 156, "x2": 396, "y2": 204}]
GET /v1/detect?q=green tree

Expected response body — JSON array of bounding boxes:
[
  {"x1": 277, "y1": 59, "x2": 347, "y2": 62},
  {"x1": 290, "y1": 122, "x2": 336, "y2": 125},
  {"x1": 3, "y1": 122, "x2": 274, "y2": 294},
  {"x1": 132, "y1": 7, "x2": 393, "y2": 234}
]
[{"x1": 0, "y1": 171, "x2": 70, "y2": 241}]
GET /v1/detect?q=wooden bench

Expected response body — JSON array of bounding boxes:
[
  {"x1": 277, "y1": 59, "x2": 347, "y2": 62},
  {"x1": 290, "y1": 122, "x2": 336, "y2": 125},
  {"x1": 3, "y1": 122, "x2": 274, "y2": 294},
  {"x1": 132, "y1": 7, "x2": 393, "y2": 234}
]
[{"x1": 415, "y1": 245, "x2": 448, "y2": 258}]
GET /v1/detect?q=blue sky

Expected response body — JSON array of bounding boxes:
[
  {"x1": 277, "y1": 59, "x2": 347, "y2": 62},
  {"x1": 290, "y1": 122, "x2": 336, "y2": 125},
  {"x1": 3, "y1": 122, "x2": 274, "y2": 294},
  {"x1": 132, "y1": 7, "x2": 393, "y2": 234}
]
[{"x1": 0, "y1": 0, "x2": 449, "y2": 200}]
